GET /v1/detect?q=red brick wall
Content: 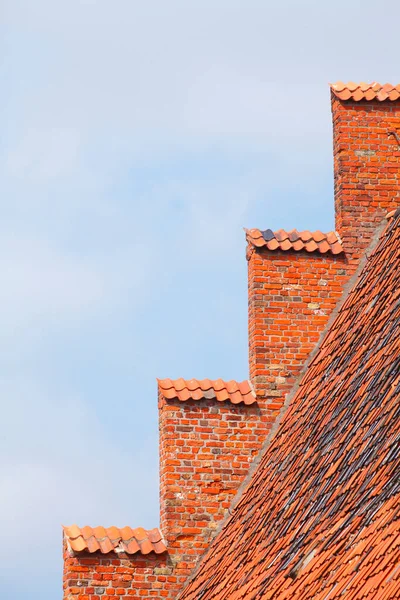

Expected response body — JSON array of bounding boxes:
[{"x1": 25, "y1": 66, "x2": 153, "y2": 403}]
[
  {"x1": 248, "y1": 247, "x2": 349, "y2": 403},
  {"x1": 158, "y1": 393, "x2": 267, "y2": 575},
  {"x1": 63, "y1": 538, "x2": 175, "y2": 599},
  {"x1": 332, "y1": 94, "x2": 400, "y2": 263}
]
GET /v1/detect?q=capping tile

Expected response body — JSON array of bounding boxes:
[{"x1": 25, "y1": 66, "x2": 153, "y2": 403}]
[
  {"x1": 63, "y1": 525, "x2": 167, "y2": 555},
  {"x1": 158, "y1": 378, "x2": 257, "y2": 405},
  {"x1": 245, "y1": 228, "x2": 343, "y2": 255},
  {"x1": 331, "y1": 82, "x2": 400, "y2": 102}
]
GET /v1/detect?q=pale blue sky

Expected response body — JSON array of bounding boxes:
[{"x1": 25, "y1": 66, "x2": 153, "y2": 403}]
[{"x1": 1, "y1": 1, "x2": 400, "y2": 598}]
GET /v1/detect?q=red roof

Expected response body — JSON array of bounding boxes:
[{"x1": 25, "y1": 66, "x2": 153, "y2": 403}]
[
  {"x1": 246, "y1": 228, "x2": 343, "y2": 254},
  {"x1": 331, "y1": 81, "x2": 400, "y2": 102},
  {"x1": 158, "y1": 378, "x2": 256, "y2": 405},
  {"x1": 63, "y1": 525, "x2": 166, "y2": 555},
  {"x1": 180, "y1": 212, "x2": 400, "y2": 599}
]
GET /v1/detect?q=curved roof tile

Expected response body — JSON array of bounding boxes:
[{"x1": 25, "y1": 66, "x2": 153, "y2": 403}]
[
  {"x1": 331, "y1": 82, "x2": 400, "y2": 102},
  {"x1": 63, "y1": 525, "x2": 166, "y2": 555},
  {"x1": 158, "y1": 378, "x2": 256, "y2": 405},
  {"x1": 246, "y1": 228, "x2": 343, "y2": 254}
]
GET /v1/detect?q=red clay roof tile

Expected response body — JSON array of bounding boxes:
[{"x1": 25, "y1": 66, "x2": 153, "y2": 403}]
[
  {"x1": 331, "y1": 82, "x2": 400, "y2": 101},
  {"x1": 181, "y1": 213, "x2": 400, "y2": 600},
  {"x1": 63, "y1": 525, "x2": 166, "y2": 555},
  {"x1": 246, "y1": 228, "x2": 343, "y2": 254},
  {"x1": 158, "y1": 378, "x2": 256, "y2": 405}
]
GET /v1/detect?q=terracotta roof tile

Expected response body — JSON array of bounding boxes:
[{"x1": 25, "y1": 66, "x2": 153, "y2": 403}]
[
  {"x1": 331, "y1": 82, "x2": 400, "y2": 102},
  {"x1": 63, "y1": 525, "x2": 166, "y2": 555},
  {"x1": 246, "y1": 228, "x2": 343, "y2": 254},
  {"x1": 158, "y1": 378, "x2": 256, "y2": 405},
  {"x1": 181, "y1": 213, "x2": 400, "y2": 600}
]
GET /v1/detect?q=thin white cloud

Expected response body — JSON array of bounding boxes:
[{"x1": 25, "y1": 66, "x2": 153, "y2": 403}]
[{"x1": 5, "y1": 128, "x2": 81, "y2": 181}]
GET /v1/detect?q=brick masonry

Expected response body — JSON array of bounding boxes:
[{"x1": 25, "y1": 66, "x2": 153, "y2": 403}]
[
  {"x1": 158, "y1": 394, "x2": 267, "y2": 565},
  {"x1": 332, "y1": 93, "x2": 400, "y2": 263},
  {"x1": 248, "y1": 247, "x2": 350, "y2": 402},
  {"x1": 63, "y1": 539, "x2": 173, "y2": 599}
]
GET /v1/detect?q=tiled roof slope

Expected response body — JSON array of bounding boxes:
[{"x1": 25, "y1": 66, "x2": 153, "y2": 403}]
[
  {"x1": 63, "y1": 525, "x2": 166, "y2": 555},
  {"x1": 331, "y1": 81, "x2": 400, "y2": 101},
  {"x1": 180, "y1": 212, "x2": 400, "y2": 600},
  {"x1": 246, "y1": 228, "x2": 343, "y2": 254},
  {"x1": 158, "y1": 378, "x2": 256, "y2": 405}
]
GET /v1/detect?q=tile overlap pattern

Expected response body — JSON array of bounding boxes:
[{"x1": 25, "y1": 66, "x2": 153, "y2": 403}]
[
  {"x1": 63, "y1": 525, "x2": 166, "y2": 555},
  {"x1": 158, "y1": 378, "x2": 256, "y2": 405},
  {"x1": 245, "y1": 228, "x2": 343, "y2": 254},
  {"x1": 331, "y1": 82, "x2": 400, "y2": 102},
  {"x1": 180, "y1": 213, "x2": 400, "y2": 600}
]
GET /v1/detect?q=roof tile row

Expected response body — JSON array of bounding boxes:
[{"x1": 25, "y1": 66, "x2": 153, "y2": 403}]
[
  {"x1": 246, "y1": 228, "x2": 343, "y2": 254},
  {"x1": 63, "y1": 525, "x2": 166, "y2": 555},
  {"x1": 158, "y1": 378, "x2": 256, "y2": 405},
  {"x1": 331, "y1": 82, "x2": 400, "y2": 102}
]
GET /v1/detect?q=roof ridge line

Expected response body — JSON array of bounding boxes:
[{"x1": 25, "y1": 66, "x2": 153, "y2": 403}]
[{"x1": 176, "y1": 215, "x2": 390, "y2": 599}]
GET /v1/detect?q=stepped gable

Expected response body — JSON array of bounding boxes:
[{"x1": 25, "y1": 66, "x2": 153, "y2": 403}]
[{"x1": 180, "y1": 211, "x2": 400, "y2": 600}]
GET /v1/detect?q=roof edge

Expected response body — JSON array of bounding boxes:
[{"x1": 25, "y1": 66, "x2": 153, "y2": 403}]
[
  {"x1": 330, "y1": 81, "x2": 400, "y2": 102},
  {"x1": 176, "y1": 215, "x2": 390, "y2": 599}
]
